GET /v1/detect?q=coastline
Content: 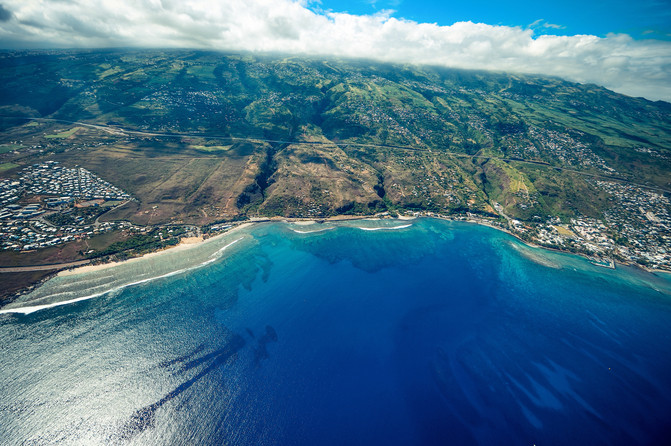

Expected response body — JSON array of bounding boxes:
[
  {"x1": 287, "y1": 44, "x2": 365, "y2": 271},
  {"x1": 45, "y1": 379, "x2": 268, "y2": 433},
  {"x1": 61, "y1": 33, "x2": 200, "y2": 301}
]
[
  {"x1": 433, "y1": 214, "x2": 671, "y2": 276},
  {"x1": 285, "y1": 212, "x2": 669, "y2": 275},
  {"x1": 58, "y1": 222, "x2": 253, "y2": 277},
  {"x1": 0, "y1": 223, "x2": 254, "y2": 315},
  {"x1": 16, "y1": 213, "x2": 671, "y2": 281},
  {"x1": 2, "y1": 214, "x2": 669, "y2": 312}
]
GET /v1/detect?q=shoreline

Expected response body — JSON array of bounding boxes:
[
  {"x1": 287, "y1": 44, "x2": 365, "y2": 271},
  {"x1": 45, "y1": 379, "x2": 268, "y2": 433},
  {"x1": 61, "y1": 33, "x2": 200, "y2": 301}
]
[
  {"x1": 11, "y1": 212, "x2": 671, "y2": 280},
  {"x1": 429, "y1": 213, "x2": 671, "y2": 276},
  {"x1": 287, "y1": 213, "x2": 669, "y2": 275},
  {"x1": 2, "y1": 215, "x2": 669, "y2": 311},
  {"x1": 58, "y1": 222, "x2": 253, "y2": 277},
  {"x1": 0, "y1": 226, "x2": 252, "y2": 315},
  {"x1": 15, "y1": 213, "x2": 671, "y2": 280}
]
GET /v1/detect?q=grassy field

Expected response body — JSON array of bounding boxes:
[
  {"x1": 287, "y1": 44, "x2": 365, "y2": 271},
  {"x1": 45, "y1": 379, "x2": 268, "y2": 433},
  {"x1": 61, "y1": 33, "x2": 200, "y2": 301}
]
[
  {"x1": 45, "y1": 127, "x2": 82, "y2": 139},
  {"x1": 190, "y1": 145, "x2": 232, "y2": 152},
  {"x1": 0, "y1": 144, "x2": 22, "y2": 154},
  {"x1": 0, "y1": 162, "x2": 18, "y2": 171},
  {"x1": 553, "y1": 225, "x2": 577, "y2": 238}
]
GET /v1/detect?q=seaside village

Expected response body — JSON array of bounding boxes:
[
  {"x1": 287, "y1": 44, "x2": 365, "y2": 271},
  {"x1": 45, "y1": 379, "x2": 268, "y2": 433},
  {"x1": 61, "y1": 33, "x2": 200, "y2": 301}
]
[
  {"x1": 0, "y1": 161, "x2": 670, "y2": 271},
  {"x1": 0, "y1": 161, "x2": 132, "y2": 251},
  {"x1": 474, "y1": 178, "x2": 671, "y2": 270}
]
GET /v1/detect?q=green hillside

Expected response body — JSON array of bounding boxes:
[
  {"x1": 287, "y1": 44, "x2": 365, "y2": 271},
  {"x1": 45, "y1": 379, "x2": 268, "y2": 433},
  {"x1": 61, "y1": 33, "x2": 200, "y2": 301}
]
[{"x1": 0, "y1": 49, "x2": 669, "y2": 224}]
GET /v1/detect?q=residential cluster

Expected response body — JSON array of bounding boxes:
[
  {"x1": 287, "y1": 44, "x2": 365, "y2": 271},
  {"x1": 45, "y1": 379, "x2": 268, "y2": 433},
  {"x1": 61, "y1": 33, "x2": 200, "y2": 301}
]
[
  {"x1": 497, "y1": 179, "x2": 671, "y2": 269},
  {"x1": 634, "y1": 147, "x2": 670, "y2": 160},
  {"x1": 527, "y1": 127, "x2": 616, "y2": 173},
  {"x1": 1, "y1": 219, "x2": 129, "y2": 251},
  {"x1": 19, "y1": 161, "x2": 130, "y2": 201},
  {"x1": 343, "y1": 101, "x2": 414, "y2": 141},
  {"x1": 0, "y1": 161, "x2": 131, "y2": 251},
  {"x1": 137, "y1": 88, "x2": 240, "y2": 130},
  {"x1": 140, "y1": 89, "x2": 225, "y2": 110},
  {"x1": 528, "y1": 217, "x2": 615, "y2": 256},
  {"x1": 597, "y1": 180, "x2": 671, "y2": 268}
]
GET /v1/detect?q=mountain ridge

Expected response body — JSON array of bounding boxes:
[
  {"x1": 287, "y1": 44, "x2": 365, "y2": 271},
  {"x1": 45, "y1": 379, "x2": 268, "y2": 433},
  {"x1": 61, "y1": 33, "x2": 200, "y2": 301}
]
[{"x1": 0, "y1": 49, "x2": 669, "y2": 271}]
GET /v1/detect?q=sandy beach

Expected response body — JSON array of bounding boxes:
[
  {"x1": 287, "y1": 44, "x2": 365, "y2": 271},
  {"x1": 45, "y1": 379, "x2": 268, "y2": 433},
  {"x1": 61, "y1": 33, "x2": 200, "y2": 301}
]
[
  {"x1": 58, "y1": 223, "x2": 253, "y2": 277},
  {"x1": 57, "y1": 216, "x2": 411, "y2": 278}
]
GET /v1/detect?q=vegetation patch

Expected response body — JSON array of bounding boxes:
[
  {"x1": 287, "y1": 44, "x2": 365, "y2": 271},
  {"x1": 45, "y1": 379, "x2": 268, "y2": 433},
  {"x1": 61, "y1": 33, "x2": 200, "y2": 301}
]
[
  {"x1": 0, "y1": 144, "x2": 22, "y2": 154},
  {"x1": 0, "y1": 162, "x2": 18, "y2": 171},
  {"x1": 190, "y1": 145, "x2": 232, "y2": 152},
  {"x1": 45, "y1": 127, "x2": 83, "y2": 139},
  {"x1": 553, "y1": 225, "x2": 577, "y2": 238}
]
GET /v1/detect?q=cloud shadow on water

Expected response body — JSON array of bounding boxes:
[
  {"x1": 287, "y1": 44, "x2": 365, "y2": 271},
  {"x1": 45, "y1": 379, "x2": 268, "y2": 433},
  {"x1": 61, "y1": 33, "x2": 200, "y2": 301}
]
[{"x1": 116, "y1": 334, "x2": 246, "y2": 441}]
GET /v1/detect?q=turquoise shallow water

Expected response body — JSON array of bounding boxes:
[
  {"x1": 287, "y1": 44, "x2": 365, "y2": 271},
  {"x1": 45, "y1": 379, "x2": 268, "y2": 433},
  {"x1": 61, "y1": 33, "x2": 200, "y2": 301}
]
[{"x1": 1, "y1": 218, "x2": 670, "y2": 445}]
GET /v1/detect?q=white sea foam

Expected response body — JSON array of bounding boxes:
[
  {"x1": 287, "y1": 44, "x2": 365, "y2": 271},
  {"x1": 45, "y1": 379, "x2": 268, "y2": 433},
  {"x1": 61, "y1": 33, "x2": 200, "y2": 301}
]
[
  {"x1": 0, "y1": 238, "x2": 243, "y2": 316},
  {"x1": 356, "y1": 224, "x2": 412, "y2": 231},
  {"x1": 290, "y1": 227, "x2": 335, "y2": 234}
]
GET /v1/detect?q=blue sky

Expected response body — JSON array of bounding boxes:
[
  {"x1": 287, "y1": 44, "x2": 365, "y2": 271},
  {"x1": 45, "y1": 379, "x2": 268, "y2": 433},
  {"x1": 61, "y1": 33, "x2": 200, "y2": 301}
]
[{"x1": 314, "y1": 0, "x2": 671, "y2": 40}]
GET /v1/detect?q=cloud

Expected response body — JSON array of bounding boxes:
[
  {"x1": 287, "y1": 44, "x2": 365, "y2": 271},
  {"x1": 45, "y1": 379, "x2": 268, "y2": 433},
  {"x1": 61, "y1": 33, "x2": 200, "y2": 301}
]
[
  {"x1": 0, "y1": 4, "x2": 13, "y2": 22},
  {"x1": 529, "y1": 19, "x2": 565, "y2": 30},
  {"x1": 0, "y1": 0, "x2": 670, "y2": 102}
]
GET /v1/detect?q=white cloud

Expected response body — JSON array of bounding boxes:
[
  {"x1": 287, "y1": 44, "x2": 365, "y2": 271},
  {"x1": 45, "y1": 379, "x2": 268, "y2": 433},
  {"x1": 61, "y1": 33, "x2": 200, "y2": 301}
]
[
  {"x1": 1, "y1": 0, "x2": 670, "y2": 102},
  {"x1": 529, "y1": 19, "x2": 565, "y2": 30}
]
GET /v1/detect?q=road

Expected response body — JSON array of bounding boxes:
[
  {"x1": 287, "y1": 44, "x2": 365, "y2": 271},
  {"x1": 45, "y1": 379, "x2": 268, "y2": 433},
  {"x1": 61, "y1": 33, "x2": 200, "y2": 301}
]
[
  {"x1": 4, "y1": 116, "x2": 670, "y2": 194},
  {"x1": 94, "y1": 199, "x2": 131, "y2": 228},
  {"x1": 0, "y1": 259, "x2": 91, "y2": 273}
]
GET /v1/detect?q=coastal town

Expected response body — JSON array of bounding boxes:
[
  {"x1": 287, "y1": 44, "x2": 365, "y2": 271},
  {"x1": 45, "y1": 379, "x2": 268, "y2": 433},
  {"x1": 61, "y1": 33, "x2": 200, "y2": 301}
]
[{"x1": 459, "y1": 177, "x2": 671, "y2": 270}]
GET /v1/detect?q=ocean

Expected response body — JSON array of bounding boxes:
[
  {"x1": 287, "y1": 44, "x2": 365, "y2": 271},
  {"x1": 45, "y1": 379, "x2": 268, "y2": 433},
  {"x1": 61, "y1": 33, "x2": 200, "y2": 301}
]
[{"x1": 1, "y1": 218, "x2": 670, "y2": 445}]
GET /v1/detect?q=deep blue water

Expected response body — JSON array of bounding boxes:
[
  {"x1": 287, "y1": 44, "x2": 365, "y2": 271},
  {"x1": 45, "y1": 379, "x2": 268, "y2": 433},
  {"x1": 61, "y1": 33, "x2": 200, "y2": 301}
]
[{"x1": 1, "y1": 218, "x2": 671, "y2": 445}]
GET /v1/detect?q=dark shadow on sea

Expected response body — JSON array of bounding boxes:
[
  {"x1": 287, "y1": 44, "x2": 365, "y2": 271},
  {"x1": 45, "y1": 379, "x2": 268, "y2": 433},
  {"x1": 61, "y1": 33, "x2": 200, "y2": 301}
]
[
  {"x1": 116, "y1": 323, "x2": 278, "y2": 442},
  {"x1": 117, "y1": 334, "x2": 246, "y2": 441}
]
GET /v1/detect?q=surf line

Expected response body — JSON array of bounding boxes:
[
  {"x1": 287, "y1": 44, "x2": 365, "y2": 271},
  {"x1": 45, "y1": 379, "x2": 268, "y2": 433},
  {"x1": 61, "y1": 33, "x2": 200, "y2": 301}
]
[
  {"x1": 356, "y1": 224, "x2": 412, "y2": 231},
  {"x1": 290, "y1": 227, "x2": 335, "y2": 234},
  {"x1": 0, "y1": 238, "x2": 244, "y2": 316}
]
